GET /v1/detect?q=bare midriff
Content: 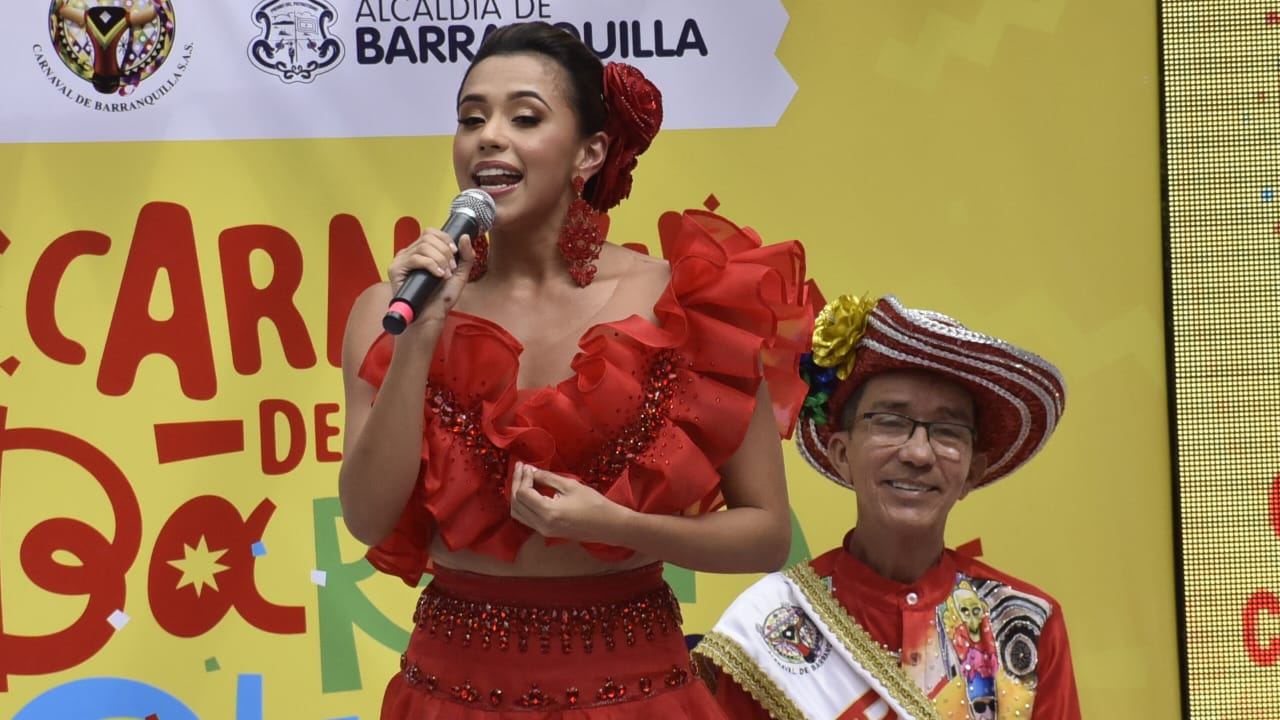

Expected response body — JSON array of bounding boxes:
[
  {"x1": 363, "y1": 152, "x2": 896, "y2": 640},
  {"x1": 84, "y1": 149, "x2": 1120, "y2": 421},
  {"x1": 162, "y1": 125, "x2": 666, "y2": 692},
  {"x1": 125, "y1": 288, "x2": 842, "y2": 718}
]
[{"x1": 429, "y1": 533, "x2": 658, "y2": 577}]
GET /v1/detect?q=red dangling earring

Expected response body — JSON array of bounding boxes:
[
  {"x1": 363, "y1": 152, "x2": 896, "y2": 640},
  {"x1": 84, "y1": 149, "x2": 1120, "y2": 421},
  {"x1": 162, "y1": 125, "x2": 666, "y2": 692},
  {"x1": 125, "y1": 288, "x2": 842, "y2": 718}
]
[
  {"x1": 468, "y1": 233, "x2": 488, "y2": 281},
  {"x1": 558, "y1": 176, "x2": 606, "y2": 287}
]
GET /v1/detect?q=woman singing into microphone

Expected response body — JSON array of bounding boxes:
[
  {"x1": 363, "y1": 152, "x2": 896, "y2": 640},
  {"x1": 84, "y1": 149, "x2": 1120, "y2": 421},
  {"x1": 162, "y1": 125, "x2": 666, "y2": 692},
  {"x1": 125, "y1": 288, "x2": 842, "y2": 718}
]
[{"x1": 338, "y1": 20, "x2": 812, "y2": 719}]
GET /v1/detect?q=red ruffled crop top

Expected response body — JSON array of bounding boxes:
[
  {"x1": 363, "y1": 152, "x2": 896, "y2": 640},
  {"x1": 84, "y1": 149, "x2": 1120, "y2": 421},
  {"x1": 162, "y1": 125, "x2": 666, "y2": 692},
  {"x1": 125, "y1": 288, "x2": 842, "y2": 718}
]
[{"x1": 357, "y1": 209, "x2": 813, "y2": 585}]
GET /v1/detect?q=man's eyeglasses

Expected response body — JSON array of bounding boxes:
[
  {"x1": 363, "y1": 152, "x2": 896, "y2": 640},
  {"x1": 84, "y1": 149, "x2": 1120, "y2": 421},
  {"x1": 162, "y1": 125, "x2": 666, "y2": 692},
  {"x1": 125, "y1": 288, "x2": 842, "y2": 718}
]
[{"x1": 858, "y1": 411, "x2": 976, "y2": 459}]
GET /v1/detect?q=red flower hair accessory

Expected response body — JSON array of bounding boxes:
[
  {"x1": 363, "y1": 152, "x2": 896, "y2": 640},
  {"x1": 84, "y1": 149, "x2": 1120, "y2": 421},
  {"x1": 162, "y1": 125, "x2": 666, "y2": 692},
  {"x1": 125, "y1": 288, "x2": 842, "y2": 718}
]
[{"x1": 591, "y1": 62, "x2": 663, "y2": 213}]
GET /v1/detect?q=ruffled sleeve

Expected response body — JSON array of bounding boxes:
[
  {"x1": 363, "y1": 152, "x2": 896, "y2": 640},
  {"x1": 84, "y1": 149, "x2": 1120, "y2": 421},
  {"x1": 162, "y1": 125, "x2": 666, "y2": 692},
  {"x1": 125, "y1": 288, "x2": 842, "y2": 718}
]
[
  {"x1": 355, "y1": 316, "x2": 530, "y2": 586},
  {"x1": 544, "y1": 209, "x2": 812, "y2": 561},
  {"x1": 657, "y1": 210, "x2": 814, "y2": 440}
]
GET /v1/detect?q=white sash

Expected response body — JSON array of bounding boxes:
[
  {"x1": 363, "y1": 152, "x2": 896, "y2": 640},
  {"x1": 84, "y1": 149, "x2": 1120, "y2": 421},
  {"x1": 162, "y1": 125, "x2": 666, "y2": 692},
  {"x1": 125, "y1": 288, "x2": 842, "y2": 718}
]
[{"x1": 694, "y1": 564, "x2": 940, "y2": 720}]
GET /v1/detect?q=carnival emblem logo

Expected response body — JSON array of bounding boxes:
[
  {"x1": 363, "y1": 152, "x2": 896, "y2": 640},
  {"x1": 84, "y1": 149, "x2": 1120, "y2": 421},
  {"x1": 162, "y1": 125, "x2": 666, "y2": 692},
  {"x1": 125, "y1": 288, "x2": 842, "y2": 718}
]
[
  {"x1": 46, "y1": 0, "x2": 177, "y2": 95},
  {"x1": 759, "y1": 605, "x2": 830, "y2": 673},
  {"x1": 248, "y1": 0, "x2": 344, "y2": 84}
]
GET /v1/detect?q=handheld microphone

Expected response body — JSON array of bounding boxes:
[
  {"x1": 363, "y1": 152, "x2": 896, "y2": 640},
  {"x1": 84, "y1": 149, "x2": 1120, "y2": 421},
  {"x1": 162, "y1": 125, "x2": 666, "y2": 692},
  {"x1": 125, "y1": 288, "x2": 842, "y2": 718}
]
[{"x1": 383, "y1": 188, "x2": 496, "y2": 335}]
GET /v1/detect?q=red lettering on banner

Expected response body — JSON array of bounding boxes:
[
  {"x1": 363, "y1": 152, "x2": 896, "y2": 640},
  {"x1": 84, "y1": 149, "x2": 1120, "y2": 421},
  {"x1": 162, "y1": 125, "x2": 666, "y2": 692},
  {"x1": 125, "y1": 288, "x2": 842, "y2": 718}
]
[
  {"x1": 148, "y1": 496, "x2": 305, "y2": 637},
  {"x1": 1244, "y1": 590, "x2": 1280, "y2": 666},
  {"x1": 26, "y1": 230, "x2": 111, "y2": 365},
  {"x1": 154, "y1": 419, "x2": 246, "y2": 464},
  {"x1": 29, "y1": 204, "x2": 424, "y2": 394},
  {"x1": 0, "y1": 406, "x2": 143, "y2": 691},
  {"x1": 219, "y1": 224, "x2": 317, "y2": 374},
  {"x1": 837, "y1": 688, "x2": 897, "y2": 720},
  {"x1": 260, "y1": 399, "x2": 306, "y2": 474},
  {"x1": 98, "y1": 202, "x2": 217, "y2": 400},
  {"x1": 325, "y1": 214, "x2": 419, "y2": 367},
  {"x1": 259, "y1": 400, "x2": 345, "y2": 472},
  {"x1": 394, "y1": 217, "x2": 422, "y2": 253},
  {"x1": 326, "y1": 215, "x2": 384, "y2": 368},
  {"x1": 314, "y1": 403, "x2": 343, "y2": 462}
]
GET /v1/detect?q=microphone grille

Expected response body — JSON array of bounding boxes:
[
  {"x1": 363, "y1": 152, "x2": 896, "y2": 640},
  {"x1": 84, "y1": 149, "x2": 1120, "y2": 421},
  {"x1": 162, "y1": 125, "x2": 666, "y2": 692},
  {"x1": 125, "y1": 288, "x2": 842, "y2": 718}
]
[{"x1": 451, "y1": 189, "x2": 497, "y2": 232}]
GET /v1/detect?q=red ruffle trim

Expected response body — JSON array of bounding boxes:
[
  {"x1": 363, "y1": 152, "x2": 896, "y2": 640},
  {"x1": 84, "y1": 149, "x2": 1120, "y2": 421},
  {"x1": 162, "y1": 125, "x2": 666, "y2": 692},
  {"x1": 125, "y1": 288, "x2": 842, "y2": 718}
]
[{"x1": 358, "y1": 210, "x2": 812, "y2": 586}]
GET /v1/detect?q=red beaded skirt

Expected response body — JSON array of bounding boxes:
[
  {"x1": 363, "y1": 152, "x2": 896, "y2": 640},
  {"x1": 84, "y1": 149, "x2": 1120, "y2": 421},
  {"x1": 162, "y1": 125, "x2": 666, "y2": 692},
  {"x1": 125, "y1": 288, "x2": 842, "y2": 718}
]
[{"x1": 381, "y1": 563, "x2": 726, "y2": 718}]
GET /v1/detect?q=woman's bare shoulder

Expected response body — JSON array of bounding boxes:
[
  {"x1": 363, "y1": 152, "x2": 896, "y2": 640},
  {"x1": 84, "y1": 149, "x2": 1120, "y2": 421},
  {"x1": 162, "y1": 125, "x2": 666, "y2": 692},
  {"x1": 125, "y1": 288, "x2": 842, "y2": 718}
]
[{"x1": 603, "y1": 242, "x2": 669, "y2": 284}]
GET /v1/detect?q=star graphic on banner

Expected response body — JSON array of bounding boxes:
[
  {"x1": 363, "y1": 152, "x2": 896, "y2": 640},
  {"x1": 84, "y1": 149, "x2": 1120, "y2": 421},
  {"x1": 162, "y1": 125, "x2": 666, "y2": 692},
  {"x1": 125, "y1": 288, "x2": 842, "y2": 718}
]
[{"x1": 167, "y1": 536, "x2": 230, "y2": 597}]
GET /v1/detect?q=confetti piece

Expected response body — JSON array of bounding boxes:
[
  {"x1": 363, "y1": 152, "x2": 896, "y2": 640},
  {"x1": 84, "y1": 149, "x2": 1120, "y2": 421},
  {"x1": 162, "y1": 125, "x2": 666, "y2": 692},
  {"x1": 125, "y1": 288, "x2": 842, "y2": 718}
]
[
  {"x1": 251, "y1": 541, "x2": 267, "y2": 557},
  {"x1": 108, "y1": 609, "x2": 130, "y2": 630},
  {"x1": 0, "y1": 229, "x2": 9, "y2": 253},
  {"x1": 311, "y1": 569, "x2": 328, "y2": 586},
  {"x1": 205, "y1": 657, "x2": 221, "y2": 672},
  {"x1": 146, "y1": 715, "x2": 159, "y2": 720},
  {"x1": 0, "y1": 357, "x2": 18, "y2": 376},
  {"x1": 703, "y1": 193, "x2": 721, "y2": 211}
]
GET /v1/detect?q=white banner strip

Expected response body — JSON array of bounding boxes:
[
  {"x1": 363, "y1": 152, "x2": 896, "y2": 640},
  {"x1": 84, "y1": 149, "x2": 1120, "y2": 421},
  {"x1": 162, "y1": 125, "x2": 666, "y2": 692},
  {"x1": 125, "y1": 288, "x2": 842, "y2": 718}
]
[{"x1": 0, "y1": 0, "x2": 797, "y2": 144}]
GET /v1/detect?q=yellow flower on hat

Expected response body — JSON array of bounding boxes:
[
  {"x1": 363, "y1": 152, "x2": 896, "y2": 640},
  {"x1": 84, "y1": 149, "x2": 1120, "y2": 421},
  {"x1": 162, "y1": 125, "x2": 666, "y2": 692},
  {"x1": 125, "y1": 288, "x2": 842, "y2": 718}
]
[{"x1": 811, "y1": 293, "x2": 878, "y2": 380}]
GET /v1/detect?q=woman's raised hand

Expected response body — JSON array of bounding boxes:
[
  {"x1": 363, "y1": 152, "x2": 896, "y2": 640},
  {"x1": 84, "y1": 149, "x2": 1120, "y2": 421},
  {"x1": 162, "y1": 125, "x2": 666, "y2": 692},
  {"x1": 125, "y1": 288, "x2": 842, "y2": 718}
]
[{"x1": 386, "y1": 228, "x2": 476, "y2": 331}]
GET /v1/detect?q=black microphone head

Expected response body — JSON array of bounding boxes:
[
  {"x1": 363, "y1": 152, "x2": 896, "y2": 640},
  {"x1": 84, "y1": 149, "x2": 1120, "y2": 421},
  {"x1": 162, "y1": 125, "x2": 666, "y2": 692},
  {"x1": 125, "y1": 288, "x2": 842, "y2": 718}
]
[{"x1": 451, "y1": 189, "x2": 497, "y2": 233}]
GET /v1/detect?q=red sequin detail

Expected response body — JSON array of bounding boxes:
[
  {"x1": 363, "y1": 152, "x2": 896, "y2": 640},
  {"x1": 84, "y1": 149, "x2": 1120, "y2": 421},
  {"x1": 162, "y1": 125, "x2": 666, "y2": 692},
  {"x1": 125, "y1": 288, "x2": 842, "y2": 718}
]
[
  {"x1": 400, "y1": 656, "x2": 436, "y2": 691},
  {"x1": 597, "y1": 677, "x2": 627, "y2": 703},
  {"x1": 580, "y1": 349, "x2": 684, "y2": 492},
  {"x1": 413, "y1": 582, "x2": 681, "y2": 655},
  {"x1": 400, "y1": 659, "x2": 694, "y2": 708},
  {"x1": 518, "y1": 684, "x2": 556, "y2": 708},
  {"x1": 451, "y1": 680, "x2": 481, "y2": 703},
  {"x1": 425, "y1": 386, "x2": 508, "y2": 492},
  {"x1": 664, "y1": 664, "x2": 690, "y2": 687}
]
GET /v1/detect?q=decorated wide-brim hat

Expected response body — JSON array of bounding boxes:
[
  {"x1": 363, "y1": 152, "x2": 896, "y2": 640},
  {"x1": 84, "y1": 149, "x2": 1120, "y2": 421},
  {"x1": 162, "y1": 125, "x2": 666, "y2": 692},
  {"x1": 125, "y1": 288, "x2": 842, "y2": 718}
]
[{"x1": 796, "y1": 294, "x2": 1066, "y2": 491}]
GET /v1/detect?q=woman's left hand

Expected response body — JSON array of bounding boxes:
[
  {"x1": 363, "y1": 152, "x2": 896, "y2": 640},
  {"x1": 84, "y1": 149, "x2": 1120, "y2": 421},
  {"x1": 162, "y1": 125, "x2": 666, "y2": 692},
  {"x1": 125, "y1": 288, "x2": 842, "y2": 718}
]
[{"x1": 509, "y1": 462, "x2": 631, "y2": 544}]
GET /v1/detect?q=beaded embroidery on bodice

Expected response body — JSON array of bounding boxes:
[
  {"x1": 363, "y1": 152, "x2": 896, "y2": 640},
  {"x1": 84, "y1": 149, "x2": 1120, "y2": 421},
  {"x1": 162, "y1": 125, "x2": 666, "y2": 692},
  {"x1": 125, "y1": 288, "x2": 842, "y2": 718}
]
[{"x1": 422, "y1": 345, "x2": 686, "y2": 495}]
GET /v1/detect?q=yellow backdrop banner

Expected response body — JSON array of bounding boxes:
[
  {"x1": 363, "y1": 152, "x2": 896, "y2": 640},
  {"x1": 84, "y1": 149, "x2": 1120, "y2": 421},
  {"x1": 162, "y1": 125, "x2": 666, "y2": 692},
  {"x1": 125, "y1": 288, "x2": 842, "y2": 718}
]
[{"x1": 0, "y1": 2, "x2": 1171, "y2": 718}]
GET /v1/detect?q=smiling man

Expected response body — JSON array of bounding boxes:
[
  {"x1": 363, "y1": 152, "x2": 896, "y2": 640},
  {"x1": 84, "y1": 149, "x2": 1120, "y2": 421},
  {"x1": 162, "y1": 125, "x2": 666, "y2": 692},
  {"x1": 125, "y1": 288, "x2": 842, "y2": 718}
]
[{"x1": 693, "y1": 294, "x2": 1081, "y2": 720}]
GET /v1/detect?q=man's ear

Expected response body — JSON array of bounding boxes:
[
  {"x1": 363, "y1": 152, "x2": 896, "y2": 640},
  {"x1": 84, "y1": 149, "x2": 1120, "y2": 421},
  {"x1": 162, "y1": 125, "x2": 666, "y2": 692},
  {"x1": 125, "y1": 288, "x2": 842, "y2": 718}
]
[
  {"x1": 577, "y1": 131, "x2": 608, "y2": 179},
  {"x1": 959, "y1": 452, "x2": 989, "y2": 499},
  {"x1": 827, "y1": 430, "x2": 855, "y2": 488}
]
